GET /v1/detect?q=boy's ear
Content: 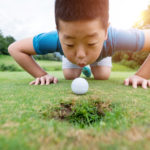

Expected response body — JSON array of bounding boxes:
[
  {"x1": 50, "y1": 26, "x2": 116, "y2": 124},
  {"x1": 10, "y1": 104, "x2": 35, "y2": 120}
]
[{"x1": 104, "y1": 22, "x2": 110, "y2": 40}]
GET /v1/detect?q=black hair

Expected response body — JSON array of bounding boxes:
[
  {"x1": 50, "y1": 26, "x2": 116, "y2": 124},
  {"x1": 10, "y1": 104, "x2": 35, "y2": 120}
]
[{"x1": 55, "y1": 0, "x2": 109, "y2": 30}]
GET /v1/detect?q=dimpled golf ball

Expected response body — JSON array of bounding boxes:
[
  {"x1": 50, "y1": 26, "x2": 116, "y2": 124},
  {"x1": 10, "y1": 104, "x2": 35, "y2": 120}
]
[{"x1": 71, "y1": 77, "x2": 89, "y2": 95}]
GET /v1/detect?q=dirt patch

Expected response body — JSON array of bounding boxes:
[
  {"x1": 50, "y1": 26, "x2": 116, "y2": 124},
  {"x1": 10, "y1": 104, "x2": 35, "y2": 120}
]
[
  {"x1": 40, "y1": 99, "x2": 112, "y2": 127},
  {"x1": 58, "y1": 103, "x2": 73, "y2": 119}
]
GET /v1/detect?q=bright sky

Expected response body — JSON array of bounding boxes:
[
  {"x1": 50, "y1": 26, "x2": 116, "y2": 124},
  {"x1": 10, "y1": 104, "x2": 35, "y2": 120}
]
[
  {"x1": 0, "y1": 0, "x2": 149, "y2": 40},
  {"x1": 109, "y1": 0, "x2": 149, "y2": 29}
]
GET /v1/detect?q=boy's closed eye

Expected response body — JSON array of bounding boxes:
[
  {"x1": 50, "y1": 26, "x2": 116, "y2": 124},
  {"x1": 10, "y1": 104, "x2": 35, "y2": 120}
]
[
  {"x1": 65, "y1": 44, "x2": 74, "y2": 48},
  {"x1": 88, "y1": 43, "x2": 98, "y2": 46},
  {"x1": 65, "y1": 43, "x2": 98, "y2": 48}
]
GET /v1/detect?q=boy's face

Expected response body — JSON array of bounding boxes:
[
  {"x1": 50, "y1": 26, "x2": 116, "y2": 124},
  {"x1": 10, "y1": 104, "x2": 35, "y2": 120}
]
[{"x1": 58, "y1": 18, "x2": 108, "y2": 67}]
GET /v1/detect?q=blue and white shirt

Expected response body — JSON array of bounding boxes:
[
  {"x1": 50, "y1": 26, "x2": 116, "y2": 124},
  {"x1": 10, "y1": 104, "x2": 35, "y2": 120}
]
[{"x1": 33, "y1": 26, "x2": 145, "y2": 61}]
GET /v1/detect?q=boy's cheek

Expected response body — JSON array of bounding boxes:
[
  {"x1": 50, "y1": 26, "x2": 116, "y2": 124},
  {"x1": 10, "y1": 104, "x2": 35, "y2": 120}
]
[{"x1": 63, "y1": 51, "x2": 75, "y2": 63}]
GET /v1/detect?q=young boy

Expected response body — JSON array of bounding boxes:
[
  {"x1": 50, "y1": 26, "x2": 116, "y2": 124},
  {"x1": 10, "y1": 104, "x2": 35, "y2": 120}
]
[{"x1": 8, "y1": 0, "x2": 150, "y2": 89}]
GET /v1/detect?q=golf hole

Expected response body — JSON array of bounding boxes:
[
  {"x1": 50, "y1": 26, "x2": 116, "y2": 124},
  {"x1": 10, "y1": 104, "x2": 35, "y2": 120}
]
[{"x1": 39, "y1": 99, "x2": 112, "y2": 128}]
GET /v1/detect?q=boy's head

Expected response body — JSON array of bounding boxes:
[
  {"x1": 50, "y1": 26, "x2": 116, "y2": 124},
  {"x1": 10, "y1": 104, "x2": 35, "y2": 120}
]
[
  {"x1": 55, "y1": 0, "x2": 109, "y2": 67},
  {"x1": 55, "y1": 0, "x2": 109, "y2": 30}
]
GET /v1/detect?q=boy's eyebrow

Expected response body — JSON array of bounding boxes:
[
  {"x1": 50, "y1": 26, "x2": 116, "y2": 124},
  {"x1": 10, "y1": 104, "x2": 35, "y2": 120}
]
[
  {"x1": 63, "y1": 32, "x2": 98, "y2": 39},
  {"x1": 64, "y1": 35, "x2": 75, "y2": 39},
  {"x1": 85, "y1": 32, "x2": 99, "y2": 38}
]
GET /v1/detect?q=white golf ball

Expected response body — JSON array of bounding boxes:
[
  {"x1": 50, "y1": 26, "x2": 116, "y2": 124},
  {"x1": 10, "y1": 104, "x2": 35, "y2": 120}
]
[{"x1": 71, "y1": 77, "x2": 89, "y2": 95}]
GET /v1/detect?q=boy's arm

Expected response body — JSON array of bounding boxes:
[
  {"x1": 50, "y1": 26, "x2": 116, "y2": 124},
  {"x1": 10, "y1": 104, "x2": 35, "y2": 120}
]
[
  {"x1": 124, "y1": 30, "x2": 150, "y2": 89},
  {"x1": 8, "y1": 37, "x2": 58, "y2": 85}
]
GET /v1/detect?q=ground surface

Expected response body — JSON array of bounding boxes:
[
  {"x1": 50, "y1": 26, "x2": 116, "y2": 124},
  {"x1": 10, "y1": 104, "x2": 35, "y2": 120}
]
[{"x1": 0, "y1": 56, "x2": 150, "y2": 150}]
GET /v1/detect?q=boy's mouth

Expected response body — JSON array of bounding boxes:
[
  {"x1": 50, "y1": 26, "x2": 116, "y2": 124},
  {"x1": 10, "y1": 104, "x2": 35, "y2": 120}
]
[{"x1": 78, "y1": 64, "x2": 86, "y2": 67}]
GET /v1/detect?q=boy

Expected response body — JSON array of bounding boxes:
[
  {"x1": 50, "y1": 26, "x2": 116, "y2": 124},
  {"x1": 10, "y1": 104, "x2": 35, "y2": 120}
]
[{"x1": 8, "y1": 0, "x2": 150, "y2": 88}]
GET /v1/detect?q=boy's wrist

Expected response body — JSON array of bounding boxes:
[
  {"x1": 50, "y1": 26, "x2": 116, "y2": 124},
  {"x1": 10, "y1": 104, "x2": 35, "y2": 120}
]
[
  {"x1": 35, "y1": 71, "x2": 48, "y2": 78},
  {"x1": 135, "y1": 72, "x2": 149, "y2": 80}
]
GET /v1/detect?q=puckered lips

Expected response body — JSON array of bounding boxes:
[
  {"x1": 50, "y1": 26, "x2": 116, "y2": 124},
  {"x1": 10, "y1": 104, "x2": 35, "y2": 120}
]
[{"x1": 78, "y1": 63, "x2": 86, "y2": 67}]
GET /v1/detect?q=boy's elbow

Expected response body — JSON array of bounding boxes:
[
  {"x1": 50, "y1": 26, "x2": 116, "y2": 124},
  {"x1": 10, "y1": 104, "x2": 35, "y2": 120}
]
[
  {"x1": 8, "y1": 42, "x2": 16, "y2": 55},
  {"x1": 8, "y1": 42, "x2": 21, "y2": 56}
]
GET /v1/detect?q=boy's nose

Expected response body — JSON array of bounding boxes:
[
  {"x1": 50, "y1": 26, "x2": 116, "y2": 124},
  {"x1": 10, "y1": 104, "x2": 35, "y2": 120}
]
[{"x1": 76, "y1": 47, "x2": 86, "y2": 59}]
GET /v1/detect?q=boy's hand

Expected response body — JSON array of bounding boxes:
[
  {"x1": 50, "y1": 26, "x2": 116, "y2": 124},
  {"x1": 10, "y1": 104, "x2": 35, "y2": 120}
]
[
  {"x1": 29, "y1": 74, "x2": 58, "y2": 85},
  {"x1": 124, "y1": 75, "x2": 150, "y2": 89}
]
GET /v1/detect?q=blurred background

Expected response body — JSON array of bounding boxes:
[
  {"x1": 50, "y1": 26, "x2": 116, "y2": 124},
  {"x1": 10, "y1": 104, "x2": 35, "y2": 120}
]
[{"x1": 0, "y1": 0, "x2": 150, "y2": 40}]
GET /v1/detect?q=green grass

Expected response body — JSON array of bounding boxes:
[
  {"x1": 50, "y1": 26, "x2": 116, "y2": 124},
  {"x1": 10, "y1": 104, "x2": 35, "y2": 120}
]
[
  {"x1": 0, "y1": 55, "x2": 135, "y2": 72},
  {"x1": 0, "y1": 55, "x2": 62, "y2": 71},
  {"x1": 0, "y1": 55, "x2": 150, "y2": 150}
]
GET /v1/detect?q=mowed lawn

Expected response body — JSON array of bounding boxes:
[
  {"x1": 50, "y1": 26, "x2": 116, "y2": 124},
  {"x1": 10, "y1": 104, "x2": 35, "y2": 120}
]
[{"x1": 1, "y1": 55, "x2": 150, "y2": 150}]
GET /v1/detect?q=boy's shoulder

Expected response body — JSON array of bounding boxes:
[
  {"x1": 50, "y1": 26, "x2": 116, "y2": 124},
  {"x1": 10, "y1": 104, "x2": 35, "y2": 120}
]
[
  {"x1": 100, "y1": 25, "x2": 145, "y2": 59},
  {"x1": 33, "y1": 31, "x2": 63, "y2": 55}
]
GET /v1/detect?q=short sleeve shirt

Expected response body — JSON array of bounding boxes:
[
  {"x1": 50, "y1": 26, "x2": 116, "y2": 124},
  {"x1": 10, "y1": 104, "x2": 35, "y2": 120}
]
[{"x1": 33, "y1": 26, "x2": 145, "y2": 61}]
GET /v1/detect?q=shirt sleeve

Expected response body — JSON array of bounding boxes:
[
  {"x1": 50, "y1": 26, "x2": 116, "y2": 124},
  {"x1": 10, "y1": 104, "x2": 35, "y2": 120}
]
[
  {"x1": 110, "y1": 26, "x2": 145, "y2": 53},
  {"x1": 33, "y1": 31, "x2": 63, "y2": 55},
  {"x1": 97, "y1": 26, "x2": 145, "y2": 60}
]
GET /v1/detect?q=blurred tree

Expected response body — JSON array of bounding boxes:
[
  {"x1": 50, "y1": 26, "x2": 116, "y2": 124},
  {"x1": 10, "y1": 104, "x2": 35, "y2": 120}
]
[
  {"x1": 5, "y1": 36, "x2": 15, "y2": 45},
  {"x1": 0, "y1": 30, "x2": 15, "y2": 55},
  {"x1": 0, "y1": 31, "x2": 7, "y2": 54},
  {"x1": 133, "y1": 5, "x2": 150, "y2": 29}
]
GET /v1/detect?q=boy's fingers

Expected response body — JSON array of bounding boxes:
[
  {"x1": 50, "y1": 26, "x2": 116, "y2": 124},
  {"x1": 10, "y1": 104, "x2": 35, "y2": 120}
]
[
  {"x1": 46, "y1": 77, "x2": 50, "y2": 85},
  {"x1": 124, "y1": 78, "x2": 129, "y2": 86},
  {"x1": 35, "y1": 78, "x2": 40, "y2": 85},
  {"x1": 124, "y1": 75, "x2": 150, "y2": 89},
  {"x1": 53, "y1": 77, "x2": 58, "y2": 84},
  {"x1": 148, "y1": 80, "x2": 150, "y2": 87},
  {"x1": 29, "y1": 81, "x2": 35, "y2": 85},
  {"x1": 40, "y1": 77, "x2": 45, "y2": 85},
  {"x1": 49, "y1": 76, "x2": 54, "y2": 83},
  {"x1": 132, "y1": 79, "x2": 137, "y2": 88},
  {"x1": 142, "y1": 80, "x2": 147, "y2": 89},
  {"x1": 29, "y1": 75, "x2": 58, "y2": 86}
]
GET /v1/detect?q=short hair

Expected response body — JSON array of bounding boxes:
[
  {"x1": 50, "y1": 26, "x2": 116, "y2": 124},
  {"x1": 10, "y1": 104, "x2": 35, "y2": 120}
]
[{"x1": 55, "y1": 0, "x2": 109, "y2": 30}]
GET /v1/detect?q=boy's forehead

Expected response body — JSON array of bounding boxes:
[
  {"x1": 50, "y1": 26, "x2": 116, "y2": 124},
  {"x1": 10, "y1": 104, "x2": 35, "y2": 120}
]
[
  {"x1": 63, "y1": 32, "x2": 99, "y2": 39},
  {"x1": 58, "y1": 19, "x2": 105, "y2": 38},
  {"x1": 59, "y1": 18, "x2": 104, "y2": 29}
]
